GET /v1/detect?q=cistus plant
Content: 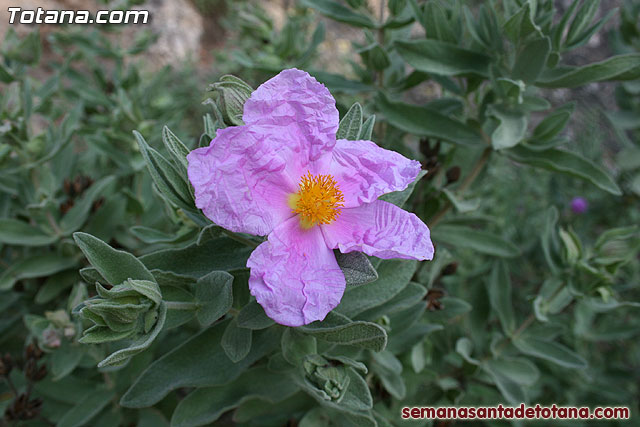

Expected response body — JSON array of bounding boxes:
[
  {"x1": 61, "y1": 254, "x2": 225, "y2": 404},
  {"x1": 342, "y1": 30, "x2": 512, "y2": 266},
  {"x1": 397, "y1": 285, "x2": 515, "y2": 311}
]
[{"x1": 1, "y1": 1, "x2": 639, "y2": 426}]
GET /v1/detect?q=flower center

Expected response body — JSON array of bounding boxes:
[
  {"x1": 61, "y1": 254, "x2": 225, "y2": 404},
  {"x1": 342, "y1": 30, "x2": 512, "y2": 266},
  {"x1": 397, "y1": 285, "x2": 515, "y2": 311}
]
[{"x1": 289, "y1": 172, "x2": 344, "y2": 229}]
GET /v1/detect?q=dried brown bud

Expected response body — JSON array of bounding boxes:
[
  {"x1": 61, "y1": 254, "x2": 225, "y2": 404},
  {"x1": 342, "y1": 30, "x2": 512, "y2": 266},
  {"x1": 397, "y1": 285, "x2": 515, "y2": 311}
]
[
  {"x1": 91, "y1": 197, "x2": 105, "y2": 213},
  {"x1": 63, "y1": 178, "x2": 72, "y2": 195},
  {"x1": 33, "y1": 365, "x2": 47, "y2": 382},
  {"x1": 442, "y1": 262, "x2": 458, "y2": 276},
  {"x1": 425, "y1": 289, "x2": 445, "y2": 311},
  {"x1": 1, "y1": 353, "x2": 13, "y2": 376},
  {"x1": 5, "y1": 394, "x2": 42, "y2": 421},
  {"x1": 24, "y1": 359, "x2": 37, "y2": 381},
  {"x1": 60, "y1": 199, "x2": 75, "y2": 214},
  {"x1": 445, "y1": 166, "x2": 461, "y2": 184},
  {"x1": 25, "y1": 343, "x2": 43, "y2": 360},
  {"x1": 420, "y1": 139, "x2": 441, "y2": 158}
]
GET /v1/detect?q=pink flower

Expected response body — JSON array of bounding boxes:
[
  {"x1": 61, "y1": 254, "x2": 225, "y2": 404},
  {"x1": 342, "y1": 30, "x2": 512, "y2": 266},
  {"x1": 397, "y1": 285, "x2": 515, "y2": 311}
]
[{"x1": 187, "y1": 69, "x2": 434, "y2": 326}]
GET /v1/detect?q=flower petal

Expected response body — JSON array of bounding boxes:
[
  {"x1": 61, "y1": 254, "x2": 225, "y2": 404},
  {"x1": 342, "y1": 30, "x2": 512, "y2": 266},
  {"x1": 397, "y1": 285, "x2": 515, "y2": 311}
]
[
  {"x1": 247, "y1": 216, "x2": 346, "y2": 327},
  {"x1": 322, "y1": 200, "x2": 434, "y2": 261},
  {"x1": 187, "y1": 125, "x2": 308, "y2": 236},
  {"x1": 329, "y1": 139, "x2": 422, "y2": 208},
  {"x1": 243, "y1": 68, "x2": 339, "y2": 161}
]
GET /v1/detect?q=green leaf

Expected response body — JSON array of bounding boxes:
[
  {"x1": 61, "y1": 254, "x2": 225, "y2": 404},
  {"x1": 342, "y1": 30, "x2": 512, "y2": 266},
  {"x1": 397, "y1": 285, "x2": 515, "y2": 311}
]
[
  {"x1": 98, "y1": 302, "x2": 167, "y2": 368},
  {"x1": 129, "y1": 279, "x2": 162, "y2": 307},
  {"x1": 488, "y1": 105, "x2": 528, "y2": 149},
  {"x1": 337, "y1": 259, "x2": 416, "y2": 317},
  {"x1": 170, "y1": 367, "x2": 299, "y2": 427},
  {"x1": 57, "y1": 389, "x2": 116, "y2": 427},
  {"x1": 79, "y1": 326, "x2": 136, "y2": 344},
  {"x1": 120, "y1": 321, "x2": 280, "y2": 407},
  {"x1": 140, "y1": 237, "x2": 251, "y2": 279},
  {"x1": 282, "y1": 328, "x2": 317, "y2": 365},
  {"x1": 537, "y1": 54, "x2": 640, "y2": 88},
  {"x1": 371, "y1": 351, "x2": 406, "y2": 399},
  {"x1": 130, "y1": 226, "x2": 195, "y2": 244},
  {"x1": 0, "y1": 253, "x2": 77, "y2": 290},
  {"x1": 334, "y1": 251, "x2": 378, "y2": 286},
  {"x1": 60, "y1": 176, "x2": 115, "y2": 234},
  {"x1": 394, "y1": 39, "x2": 491, "y2": 77},
  {"x1": 134, "y1": 131, "x2": 194, "y2": 211},
  {"x1": 162, "y1": 126, "x2": 190, "y2": 170},
  {"x1": 512, "y1": 336, "x2": 588, "y2": 369},
  {"x1": 336, "y1": 103, "x2": 363, "y2": 141},
  {"x1": 237, "y1": 300, "x2": 275, "y2": 330},
  {"x1": 358, "y1": 115, "x2": 376, "y2": 140},
  {"x1": 300, "y1": 312, "x2": 387, "y2": 351},
  {"x1": 431, "y1": 226, "x2": 520, "y2": 258},
  {"x1": 0, "y1": 63, "x2": 14, "y2": 83},
  {"x1": 51, "y1": 341, "x2": 85, "y2": 381},
  {"x1": 565, "y1": 7, "x2": 616, "y2": 50},
  {"x1": 73, "y1": 232, "x2": 155, "y2": 285},
  {"x1": 357, "y1": 282, "x2": 427, "y2": 321},
  {"x1": 376, "y1": 94, "x2": 483, "y2": 146},
  {"x1": 422, "y1": 0, "x2": 458, "y2": 43},
  {"x1": 512, "y1": 37, "x2": 551, "y2": 83},
  {"x1": 221, "y1": 318, "x2": 252, "y2": 362},
  {"x1": 338, "y1": 368, "x2": 374, "y2": 413},
  {"x1": 552, "y1": 0, "x2": 581, "y2": 49},
  {"x1": 482, "y1": 361, "x2": 526, "y2": 405},
  {"x1": 456, "y1": 337, "x2": 479, "y2": 365},
  {"x1": 532, "y1": 103, "x2": 574, "y2": 141},
  {"x1": 565, "y1": 0, "x2": 599, "y2": 47},
  {"x1": 487, "y1": 357, "x2": 540, "y2": 387},
  {"x1": 0, "y1": 219, "x2": 57, "y2": 246},
  {"x1": 358, "y1": 42, "x2": 391, "y2": 71},
  {"x1": 35, "y1": 270, "x2": 77, "y2": 304},
  {"x1": 300, "y1": 0, "x2": 376, "y2": 28},
  {"x1": 195, "y1": 271, "x2": 233, "y2": 327},
  {"x1": 488, "y1": 261, "x2": 516, "y2": 334},
  {"x1": 506, "y1": 146, "x2": 622, "y2": 195},
  {"x1": 441, "y1": 189, "x2": 480, "y2": 213},
  {"x1": 503, "y1": 3, "x2": 541, "y2": 43}
]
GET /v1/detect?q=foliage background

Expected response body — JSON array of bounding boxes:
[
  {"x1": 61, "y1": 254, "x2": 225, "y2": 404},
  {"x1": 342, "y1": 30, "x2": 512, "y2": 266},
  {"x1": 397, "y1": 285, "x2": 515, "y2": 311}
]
[{"x1": 1, "y1": 0, "x2": 639, "y2": 426}]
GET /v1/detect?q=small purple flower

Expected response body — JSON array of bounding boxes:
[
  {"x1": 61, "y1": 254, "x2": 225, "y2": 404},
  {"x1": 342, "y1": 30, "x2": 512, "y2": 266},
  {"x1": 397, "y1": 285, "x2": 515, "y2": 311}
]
[
  {"x1": 187, "y1": 69, "x2": 434, "y2": 327},
  {"x1": 570, "y1": 197, "x2": 588, "y2": 214}
]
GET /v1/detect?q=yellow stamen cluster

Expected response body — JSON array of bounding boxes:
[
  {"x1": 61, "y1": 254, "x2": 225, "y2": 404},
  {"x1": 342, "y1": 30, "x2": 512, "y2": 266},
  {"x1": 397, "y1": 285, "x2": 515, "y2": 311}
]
[{"x1": 290, "y1": 172, "x2": 344, "y2": 228}]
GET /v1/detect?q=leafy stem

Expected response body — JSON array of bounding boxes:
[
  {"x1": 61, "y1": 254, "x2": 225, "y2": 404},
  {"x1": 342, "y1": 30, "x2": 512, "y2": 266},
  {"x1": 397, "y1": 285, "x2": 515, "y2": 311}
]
[
  {"x1": 429, "y1": 146, "x2": 492, "y2": 228},
  {"x1": 490, "y1": 279, "x2": 570, "y2": 360}
]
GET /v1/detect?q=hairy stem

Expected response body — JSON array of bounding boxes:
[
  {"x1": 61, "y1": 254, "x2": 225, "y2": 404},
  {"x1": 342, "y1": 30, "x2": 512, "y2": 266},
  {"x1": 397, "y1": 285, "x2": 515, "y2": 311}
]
[
  {"x1": 221, "y1": 229, "x2": 259, "y2": 248},
  {"x1": 165, "y1": 301, "x2": 200, "y2": 311}
]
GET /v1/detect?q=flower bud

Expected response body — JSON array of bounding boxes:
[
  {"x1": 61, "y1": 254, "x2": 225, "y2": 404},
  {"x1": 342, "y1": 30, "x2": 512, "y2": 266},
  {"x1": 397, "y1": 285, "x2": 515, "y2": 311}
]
[
  {"x1": 303, "y1": 354, "x2": 351, "y2": 402},
  {"x1": 207, "y1": 75, "x2": 253, "y2": 126},
  {"x1": 1, "y1": 353, "x2": 13, "y2": 377},
  {"x1": 441, "y1": 262, "x2": 458, "y2": 276},
  {"x1": 79, "y1": 279, "x2": 162, "y2": 344},
  {"x1": 42, "y1": 328, "x2": 61, "y2": 349},
  {"x1": 446, "y1": 166, "x2": 461, "y2": 184}
]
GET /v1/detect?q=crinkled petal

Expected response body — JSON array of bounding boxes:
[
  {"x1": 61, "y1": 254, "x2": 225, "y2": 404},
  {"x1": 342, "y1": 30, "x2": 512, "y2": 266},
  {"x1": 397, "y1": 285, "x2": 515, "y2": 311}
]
[
  {"x1": 322, "y1": 200, "x2": 434, "y2": 261},
  {"x1": 187, "y1": 124, "x2": 311, "y2": 236},
  {"x1": 243, "y1": 68, "x2": 339, "y2": 161},
  {"x1": 247, "y1": 216, "x2": 346, "y2": 327},
  {"x1": 329, "y1": 139, "x2": 422, "y2": 208}
]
